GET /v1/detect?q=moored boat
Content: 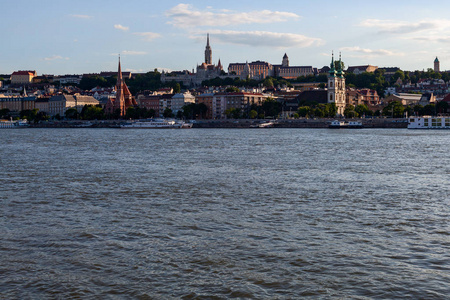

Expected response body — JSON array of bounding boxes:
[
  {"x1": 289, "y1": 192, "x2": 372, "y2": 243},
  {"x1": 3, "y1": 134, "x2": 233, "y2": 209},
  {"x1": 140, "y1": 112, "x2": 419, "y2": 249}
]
[
  {"x1": 329, "y1": 120, "x2": 363, "y2": 129},
  {"x1": 120, "y1": 119, "x2": 192, "y2": 129},
  {"x1": 408, "y1": 116, "x2": 450, "y2": 129},
  {"x1": 0, "y1": 119, "x2": 29, "y2": 128}
]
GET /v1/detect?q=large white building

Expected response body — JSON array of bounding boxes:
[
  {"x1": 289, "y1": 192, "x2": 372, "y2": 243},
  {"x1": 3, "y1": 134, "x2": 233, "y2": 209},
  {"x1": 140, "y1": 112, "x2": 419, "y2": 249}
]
[
  {"x1": 159, "y1": 92, "x2": 195, "y2": 116},
  {"x1": 48, "y1": 94, "x2": 99, "y2": 117}
]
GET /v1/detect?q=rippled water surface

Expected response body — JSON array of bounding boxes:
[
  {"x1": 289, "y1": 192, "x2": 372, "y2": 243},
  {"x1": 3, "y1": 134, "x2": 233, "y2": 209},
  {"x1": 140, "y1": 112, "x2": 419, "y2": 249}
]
[{"x1": 1, "y1": 128, "x2": 449, "y2": 299}]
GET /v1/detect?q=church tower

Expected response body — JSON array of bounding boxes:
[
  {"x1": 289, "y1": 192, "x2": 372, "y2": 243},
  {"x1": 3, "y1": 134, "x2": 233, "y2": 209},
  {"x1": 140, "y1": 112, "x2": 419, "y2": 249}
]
[
  {"x1": 434, "y1": 57, "x2": 440, "y2": 72},
  {"x1": 282, "y1": 53, "x2": 289, "y2": 67},
  {"x1": 205, "y1": 33, "x2": 212, "y2": 65},
  {"x1": 105, "y1": 56, "x2": 137, "y2": 117},
  {"x1": 327, "y1": 52, "x2": 346, "y2": 116},
  {"x1": 114, "y1": 56, "x2": 126, "y2": 116}
]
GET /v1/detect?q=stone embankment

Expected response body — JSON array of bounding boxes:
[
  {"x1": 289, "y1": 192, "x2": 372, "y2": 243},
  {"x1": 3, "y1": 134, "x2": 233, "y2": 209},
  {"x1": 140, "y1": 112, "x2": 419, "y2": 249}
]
[
  {"x1": 29, "y1": 118, "x2": 408, "y2": 129},
  {"x1": 193, "y1": 118, "x2": 408, "y2": 128}
]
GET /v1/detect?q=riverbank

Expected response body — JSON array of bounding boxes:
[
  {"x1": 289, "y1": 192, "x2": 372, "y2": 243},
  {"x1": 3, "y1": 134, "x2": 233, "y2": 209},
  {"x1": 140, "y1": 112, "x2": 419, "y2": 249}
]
[{"x1": 28, "y1": 118, "x2": 408, "y2": 129}]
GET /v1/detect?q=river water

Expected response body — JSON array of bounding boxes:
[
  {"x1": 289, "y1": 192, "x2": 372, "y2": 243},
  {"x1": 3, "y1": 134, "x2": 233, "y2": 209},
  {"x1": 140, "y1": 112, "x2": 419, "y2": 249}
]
[{"x1": 1, "y1": 128, "x2": 449, "y2": 299}]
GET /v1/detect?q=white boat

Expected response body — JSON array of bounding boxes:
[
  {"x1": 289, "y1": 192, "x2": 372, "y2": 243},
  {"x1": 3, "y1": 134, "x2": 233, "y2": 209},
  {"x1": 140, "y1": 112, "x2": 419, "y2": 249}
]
[
  {"x1": 120, "y1": 119, "x2": 192, "y2": 129},
  {"x1": 408, "y1": 116, "x2": 450, "y2": 129},
  {"x1": 329, "y1": 120, "x2": 363, "y2": 128},
  {"x1": 0, "y1": 119, "x2": 29, "y2": 128}
]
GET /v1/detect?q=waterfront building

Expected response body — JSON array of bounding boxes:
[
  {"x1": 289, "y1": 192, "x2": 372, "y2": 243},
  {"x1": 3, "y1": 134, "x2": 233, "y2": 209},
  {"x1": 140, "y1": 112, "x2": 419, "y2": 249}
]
[
  {"x1": 160, "y1": 92, "x2": 195, "y2": 116},
  {"x1": 0, "y1": 95, "x2": 35, "y2": 112},
  {"x1": 136, "y1": 93, "x2": 173, "y2": 118},
  {"x1": 327, "y1": 53, "x2": 346, "y2": 116},
  {"x1": 196, "y1": 93, "x2": 214, "y2": 119},
  {"x1": 48, "y1": 94, "x2": 98, "y2": 116},
  {"x1": 11, "y1": 70, "x2": 37, "y2": 84},
  {"x1": 105, "y1": 57, "x2": 137, "y2": 116},
  {"x1": 434, "y1": 57, "x2": 440, "y2": 73},
  {"x1": 35, "y1": 97, "x2": 49, "y2": 113}
]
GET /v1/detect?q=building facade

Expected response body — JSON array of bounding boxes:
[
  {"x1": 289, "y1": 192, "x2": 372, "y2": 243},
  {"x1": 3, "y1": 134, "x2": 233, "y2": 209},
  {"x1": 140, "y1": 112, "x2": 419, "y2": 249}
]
[
  {"x1": 48, "y1": 94, "x2": 99, "y2": 116},
  {"x1": 273, "y1": 54, "x2": 315, "y2": 79},
  {"x1": 0, "y1": 96, "x2": 35, "y2": 112}
]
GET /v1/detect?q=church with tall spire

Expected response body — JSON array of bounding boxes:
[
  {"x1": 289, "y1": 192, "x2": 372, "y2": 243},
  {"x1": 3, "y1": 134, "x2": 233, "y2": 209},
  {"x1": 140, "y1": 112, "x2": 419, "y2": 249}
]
[
  {"x1": 327, "y1": 52, "x2": 346, "y2": 116},
  {"x1": 196, "y1": 33, "x2": 223, "y2": 81},
  {"x1": 105, "y1": 56, "x2": 137, "y2": 116},
  {"x1": 160, "y1": 33, "x2": 226, "y2": 87}
]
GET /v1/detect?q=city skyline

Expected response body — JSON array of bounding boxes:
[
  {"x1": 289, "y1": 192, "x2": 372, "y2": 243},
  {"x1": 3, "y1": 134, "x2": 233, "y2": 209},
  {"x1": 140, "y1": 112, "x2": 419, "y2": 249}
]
[{"x1": 3, "y1": 0, "x2": 450, "y2": 75}]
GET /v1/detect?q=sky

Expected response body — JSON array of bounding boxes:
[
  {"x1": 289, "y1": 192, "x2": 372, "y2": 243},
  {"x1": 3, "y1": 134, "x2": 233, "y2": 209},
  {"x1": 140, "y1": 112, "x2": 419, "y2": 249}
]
[{"x1": 3, "y1": 0, "x2": 450, "y2": 75}]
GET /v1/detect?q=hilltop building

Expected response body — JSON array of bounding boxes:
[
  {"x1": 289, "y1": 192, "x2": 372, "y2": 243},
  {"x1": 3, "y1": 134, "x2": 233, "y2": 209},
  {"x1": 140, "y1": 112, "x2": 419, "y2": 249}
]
[
  {"x1": 347, "y1": 65, "x2": 378, "y2": 74},
  {"x1": 105, "y1": 57, "x2": 137, "y2": 116},
  {"x1": 273, "y1": 53, "x2": 316, "y2": 79},
  {"x1": 11, "y1": 70, "x2": 37, "y2": 84},
  {"x1": 328, "y1": 52, "x2": 346, "y2": 116}
]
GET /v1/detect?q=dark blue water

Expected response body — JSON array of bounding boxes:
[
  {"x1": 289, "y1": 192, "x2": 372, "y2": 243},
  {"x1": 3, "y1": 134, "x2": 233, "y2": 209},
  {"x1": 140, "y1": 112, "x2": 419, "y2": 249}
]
[{"x1": 1, "y1": 128, "x2": 449, "y2": 299}]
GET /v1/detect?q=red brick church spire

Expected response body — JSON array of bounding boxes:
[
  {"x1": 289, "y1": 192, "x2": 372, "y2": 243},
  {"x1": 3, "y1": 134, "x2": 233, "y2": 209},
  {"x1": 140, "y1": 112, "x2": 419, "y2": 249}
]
[
  {"x1": 105, "y1": 56, "x2": 137, "y2": 117},
  {"x1": 113, "y1": 55, "x2": 126, "y2": 116}
]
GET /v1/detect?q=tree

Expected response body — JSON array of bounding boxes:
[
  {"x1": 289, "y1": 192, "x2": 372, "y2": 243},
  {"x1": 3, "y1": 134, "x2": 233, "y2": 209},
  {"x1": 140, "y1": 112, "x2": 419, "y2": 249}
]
[
  {"x1": 82, "y1": 105, "x2": 104, "y2": 120},
  {"x1": 261, "y1": 98, "x2": 281, "y2": 118},
  {"x1": 344, "y1": 105, "x2": 358, "y2": 118},
  {"x1": 65, "y1": 108, "x2": 78, "y2": 119},
  {"x1": 263, "y1": 78, "x2": 274, "y2": 88},
  {"x1": 0, "y1": 108, "x2": 10, "y2": 118},
  {"x1": 163, "y1": 108, "x2": 173, "y2": 118},
  {"x1": 249, "y1": 110, "x2": 258, "y2": 119},
  {"x1": 297, "y1": 106, "x2": 311, "y2": 118},
  {"x1": 436, "y1": 101, "x2": 449, "y2": 114},
  {"x1": 382, "y1": 101, "x2": 405, "y2": 118},
  {"x1": 20, "y1": 109, "x2": 39, "y2": 121},
  {"x1": 173, "y1": 83, "x2": 181, "y2": 94},
  {"x1": 355, "y1": 104, "x2": 370, "y2": 117}
]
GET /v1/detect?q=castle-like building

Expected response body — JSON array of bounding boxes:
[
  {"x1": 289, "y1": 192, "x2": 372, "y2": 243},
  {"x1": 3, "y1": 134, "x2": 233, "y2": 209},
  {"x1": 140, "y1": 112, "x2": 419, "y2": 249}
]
[
  {"x1": 327, "y1": 52, "x2": 346, "y2": 116},
  {"x1": 105, "y1": 57, "x2": 137, "y2": 116}
]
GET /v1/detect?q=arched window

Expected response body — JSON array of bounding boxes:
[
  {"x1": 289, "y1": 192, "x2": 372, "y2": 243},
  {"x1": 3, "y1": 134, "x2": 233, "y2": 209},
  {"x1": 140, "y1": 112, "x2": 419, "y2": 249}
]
[
  {"x1": 330, "y1": 94, "x2": 333, "y2": 101},
  {"x1": 330, "y1": 81, "x2": 333, "y2": 88}
]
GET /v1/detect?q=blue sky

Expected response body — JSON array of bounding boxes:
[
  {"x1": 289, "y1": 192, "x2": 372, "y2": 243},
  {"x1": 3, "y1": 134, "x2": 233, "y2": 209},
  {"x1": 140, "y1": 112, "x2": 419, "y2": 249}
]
[{"x1": 2, "y1": 0, "x2": 450, "y2": 75}]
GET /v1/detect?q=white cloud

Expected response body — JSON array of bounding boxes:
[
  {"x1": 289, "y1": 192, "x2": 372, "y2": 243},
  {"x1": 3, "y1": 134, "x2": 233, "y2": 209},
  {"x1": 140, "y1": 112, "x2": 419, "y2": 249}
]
[
  {"x1": 360, "y1": 19, "x2": 449, "y2": 34},
  {"x1": 70, "y1": 14, "x2": 93, "y2": 19},
  {"x1": 114, "y1": 24, "x2": 129, "y2": 31},
  {"x1": 121, "y1": 50, "x2": 148, "y2": 55},
  {"x1": 133, "y1": 32, "x2": 161, "y2": 41},
  {"x1": 166, "y1": 4, "x2": 300, "y2": 27},
  {"x1": 340, "y1": 46, "x2": 404, "y2": 58},
  {"x1": 44, "y1": 55, "x2": 69, "y2": 61},
  {"x1": 204, "y1": 30, "x2": 323, "y2": 48}
]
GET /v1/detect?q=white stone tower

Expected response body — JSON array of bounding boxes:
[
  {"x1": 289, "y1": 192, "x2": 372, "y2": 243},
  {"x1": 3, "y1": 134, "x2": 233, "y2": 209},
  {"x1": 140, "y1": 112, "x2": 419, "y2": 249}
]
[{"x1": 327, "y1": 52, "x2": 346, "y2": 116}]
